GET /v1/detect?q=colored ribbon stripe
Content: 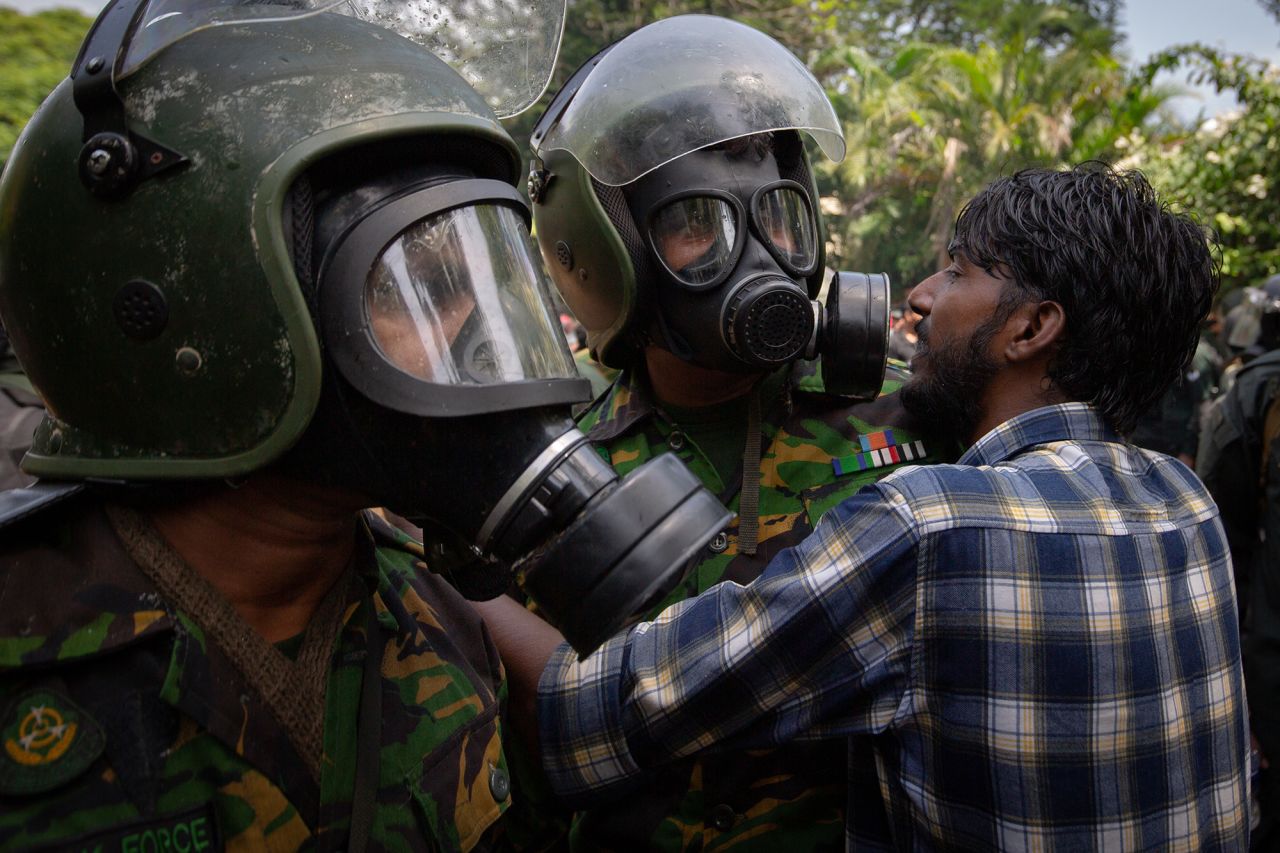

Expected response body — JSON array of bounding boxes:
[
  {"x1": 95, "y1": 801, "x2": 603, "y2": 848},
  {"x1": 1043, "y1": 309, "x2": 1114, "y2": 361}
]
[{"x1": 831, "y1": 433, "x2": 926, "y2": 476}]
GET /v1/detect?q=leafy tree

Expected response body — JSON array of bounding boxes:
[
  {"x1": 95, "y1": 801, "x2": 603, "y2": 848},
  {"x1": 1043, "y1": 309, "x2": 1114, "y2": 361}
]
[
  {"x1": 802, "y1": 0, "x2": 1120, "y2": 63},
  {"x1": 815, "y1": 2, "x2": 1151, "y2": 295},
  {"x1": 1128, "y1": 46, "x2": 1280, "y2": 292},
  {"x1": 1261, "y1": 0, "x2": 1280, "y2": 28},
  {"x1": 0, "y1": 7, "x2": 92, "y2": 171}
]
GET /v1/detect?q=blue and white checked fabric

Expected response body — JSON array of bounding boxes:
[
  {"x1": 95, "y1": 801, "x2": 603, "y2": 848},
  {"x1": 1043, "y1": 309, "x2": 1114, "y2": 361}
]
[{"x1": 538, "y1": 403, "x2": 1249, "y2": 850}]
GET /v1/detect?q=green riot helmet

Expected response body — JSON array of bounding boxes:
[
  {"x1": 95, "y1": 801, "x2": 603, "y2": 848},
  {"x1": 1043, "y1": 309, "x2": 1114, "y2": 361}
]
[
  {"x1": 529, "y1": 15, "x2": 890, "y2": 398},
  {"x1": 0, "y1": 0, "x2": 731, "y2": 655}
]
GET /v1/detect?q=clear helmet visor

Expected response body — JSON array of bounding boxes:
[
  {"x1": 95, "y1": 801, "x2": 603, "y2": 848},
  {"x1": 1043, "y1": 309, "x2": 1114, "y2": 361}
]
[
  {"x1": 754, "y1": 185, "x2": 816, "y2": 272},
  {"x1": 365, "y1": 205, "x2": 576, "y2": 385},
  {"x1": 649, "y1": 196, "x2": 739, "y2": 287},
  {"x1": 118, "y1": 0, "x2": 566, "y2": 117},
  {"x1": 535, "y1": 14, "x2": 845, "y2": 186}
]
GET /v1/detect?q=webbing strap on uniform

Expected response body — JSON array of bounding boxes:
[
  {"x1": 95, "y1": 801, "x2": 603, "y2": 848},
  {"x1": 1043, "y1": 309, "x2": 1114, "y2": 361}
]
[
  {"x1": 347, "y1": 600, "x2": 385, "y2": 853},
  {"x1": 105, "y1": 505, "x2": 350, "y2": 782},
  {"x1": 737, "y1": 384, "x2": 762, "y2": 556}
]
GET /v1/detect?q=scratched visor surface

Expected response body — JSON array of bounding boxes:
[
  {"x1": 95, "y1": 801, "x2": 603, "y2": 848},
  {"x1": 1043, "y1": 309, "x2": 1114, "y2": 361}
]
[
  {"x1": 117, "y1": 0, "x2": 567, "y2": 117},
  {"x1": 534, "y1": 14, "x2": 845, "y2": 186}
]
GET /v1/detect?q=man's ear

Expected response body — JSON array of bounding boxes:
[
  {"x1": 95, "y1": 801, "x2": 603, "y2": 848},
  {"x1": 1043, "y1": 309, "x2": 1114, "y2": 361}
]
[{"x1": 1004, "y1": 300, "x2": 1065, "y2": 364}]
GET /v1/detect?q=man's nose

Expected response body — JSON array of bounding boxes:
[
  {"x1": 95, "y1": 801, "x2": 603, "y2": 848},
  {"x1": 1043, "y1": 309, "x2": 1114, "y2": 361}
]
[{"x1": 908, "y1": 274, "x2": 939, "y2": 315}]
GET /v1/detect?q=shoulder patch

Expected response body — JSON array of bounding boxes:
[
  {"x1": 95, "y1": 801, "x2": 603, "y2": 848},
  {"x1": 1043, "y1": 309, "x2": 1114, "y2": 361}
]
[{"x1": 1, "y1": 687, "x2": 105, "y2": 795}]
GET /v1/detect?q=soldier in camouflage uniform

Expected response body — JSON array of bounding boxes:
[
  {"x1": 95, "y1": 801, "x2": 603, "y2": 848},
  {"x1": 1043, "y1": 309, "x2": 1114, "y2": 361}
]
[
  {"x1": 0, "y1": 506, "x2": 511, "y2": 851},
  {"x1": 524, "y1": 16, "x2": 948, "y2": 850},
  {"x1": 0, "y1": 1, "x2": 731, "y2": 849}
]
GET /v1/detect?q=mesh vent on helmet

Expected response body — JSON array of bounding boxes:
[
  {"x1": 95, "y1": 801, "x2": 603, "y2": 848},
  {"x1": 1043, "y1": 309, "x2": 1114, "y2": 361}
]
[
  {"x1": 590, "y1": 176, "x2": 655, "y2": 359},
  {"x1": 590, "y1": 177, "x2": 652, "y2": 285}
]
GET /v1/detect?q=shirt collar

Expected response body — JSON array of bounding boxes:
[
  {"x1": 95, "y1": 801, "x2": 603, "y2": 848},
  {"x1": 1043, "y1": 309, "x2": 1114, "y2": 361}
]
[{"x1": 958, "y1": 402, "x2": 1121, "y2": 467}]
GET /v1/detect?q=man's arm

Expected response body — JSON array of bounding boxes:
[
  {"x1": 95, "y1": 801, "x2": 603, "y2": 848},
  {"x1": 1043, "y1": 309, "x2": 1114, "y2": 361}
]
[
  {"x1": 484, "y1": 482, "x2": 920, "y2": 805},
  {"x1": 471, "y1": 595, "x2": 563, "y2": 756}
]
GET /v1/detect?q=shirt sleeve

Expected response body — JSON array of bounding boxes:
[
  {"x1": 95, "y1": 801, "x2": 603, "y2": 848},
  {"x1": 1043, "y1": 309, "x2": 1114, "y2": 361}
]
[{"x1": 536, "y1": 481, "x2": 921, "y2": 803}]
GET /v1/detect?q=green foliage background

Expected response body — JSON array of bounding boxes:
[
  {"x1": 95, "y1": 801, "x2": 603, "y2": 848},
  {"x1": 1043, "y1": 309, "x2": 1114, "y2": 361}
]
[
  {"x1": 0, "y1": 7, "x2": 91, "y2": 171},
  {"x1": 1, "y1": 0, "x2": 1276, "y2": 297}
]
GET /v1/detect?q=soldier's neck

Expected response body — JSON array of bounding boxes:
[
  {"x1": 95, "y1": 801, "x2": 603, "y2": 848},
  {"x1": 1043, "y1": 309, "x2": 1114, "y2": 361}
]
[
  {"x1": 146, "y1": 472, "x2": 362, "y2": 643},
  {"x1": 644, "y1": 346, "x2": 763, "y2": 408}
]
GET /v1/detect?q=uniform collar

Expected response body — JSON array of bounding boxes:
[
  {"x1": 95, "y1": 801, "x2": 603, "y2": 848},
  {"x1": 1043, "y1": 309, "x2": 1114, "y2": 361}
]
[
  {"x1": 581, "y1": 367, "x2": 659, "y2": 442},
  {"x1": 583, "y1": 361, "x2": 832, "y2": 443}
]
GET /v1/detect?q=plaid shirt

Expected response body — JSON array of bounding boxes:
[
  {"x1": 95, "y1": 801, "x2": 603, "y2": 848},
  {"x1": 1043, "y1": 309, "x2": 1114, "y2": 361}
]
[{"x1": 538, "y1": 403, "x2": 1249, "y2": 851}]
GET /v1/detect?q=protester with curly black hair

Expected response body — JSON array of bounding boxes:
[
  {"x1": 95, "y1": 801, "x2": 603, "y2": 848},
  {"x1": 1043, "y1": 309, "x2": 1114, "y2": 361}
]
[{"x1": 479, "y1": 162, "x2": 1248, "y2": 850}]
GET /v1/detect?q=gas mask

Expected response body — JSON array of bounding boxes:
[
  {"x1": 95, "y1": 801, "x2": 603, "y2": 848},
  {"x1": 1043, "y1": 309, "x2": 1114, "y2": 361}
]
[
  {"x1": 289, "y1": 153, "x2": 731, "y2": 656},
  {"x1": 626, "y1": 145, "x2": 890, "y2": 398},
  {"x1": 8, "y1": 0, "x2": 713, "y2": 654},
  {"x1": 528, "y1": 16, "x2": 888, "y2": 394}
]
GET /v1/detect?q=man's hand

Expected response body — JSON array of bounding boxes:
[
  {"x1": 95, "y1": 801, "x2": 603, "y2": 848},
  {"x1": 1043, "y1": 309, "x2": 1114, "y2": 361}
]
[{"x1": 472, "y1": 595, "x2": 566, "y2": 756}]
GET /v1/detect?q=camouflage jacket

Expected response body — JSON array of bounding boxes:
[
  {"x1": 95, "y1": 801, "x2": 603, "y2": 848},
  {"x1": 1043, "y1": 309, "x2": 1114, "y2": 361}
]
[
  {"x1": 568, "y1": 359, "x2": 947, "y2": 852},
  {"x1": 0, "y1": 496, "x2": 511, "y2": 852}
]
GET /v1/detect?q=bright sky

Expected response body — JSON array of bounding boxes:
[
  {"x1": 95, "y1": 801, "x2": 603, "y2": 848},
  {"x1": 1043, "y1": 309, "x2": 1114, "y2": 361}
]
[
  {"x1": 6, "y1": 0, "x2": 1279, "y2": 115},
  {"x1": 1122, "y1": 0, "x2": 1280, "y2": 117}
]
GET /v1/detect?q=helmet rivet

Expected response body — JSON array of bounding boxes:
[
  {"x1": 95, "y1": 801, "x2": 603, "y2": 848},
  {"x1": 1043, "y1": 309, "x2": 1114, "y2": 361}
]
[
  {"x1": 555, "y1": 241, "x2": 574, "y2": 270},
  {"x1": 528, "y1": 167, "x2": 552, "y2": 203},
  {"x1": 578, "y1": 267, "x2": 589, "y2": 281},
  {"x1": 87, "y1": 149, "x2": 113, "y2": 176},
  {"x1": 113, "y1": 280, "x2": 169, "y2": 341},
  {"x1": 79, "y1": 133, "x2": 138, "y2": 197},
  {"x1": 176, "y1": 347, "x2": 203, "y2": 375},
  {"x1": 85, "y1": 56, "x2": 104, "y2": 74}
]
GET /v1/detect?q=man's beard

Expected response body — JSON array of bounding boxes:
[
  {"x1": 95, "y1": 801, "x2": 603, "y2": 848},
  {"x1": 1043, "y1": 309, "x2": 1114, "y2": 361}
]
[{"x1": 901, "y1": 316, "x2": 1003, "y2": 445}]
